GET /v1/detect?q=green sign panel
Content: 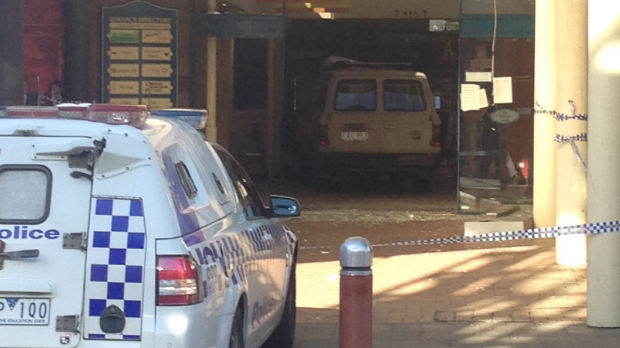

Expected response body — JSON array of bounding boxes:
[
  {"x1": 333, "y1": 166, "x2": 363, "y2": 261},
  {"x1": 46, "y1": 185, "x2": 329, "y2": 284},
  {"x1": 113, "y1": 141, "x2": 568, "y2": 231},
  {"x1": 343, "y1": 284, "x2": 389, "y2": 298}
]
[{"x1": 109, "y1": 30, "x2": 140, "y2": 43}]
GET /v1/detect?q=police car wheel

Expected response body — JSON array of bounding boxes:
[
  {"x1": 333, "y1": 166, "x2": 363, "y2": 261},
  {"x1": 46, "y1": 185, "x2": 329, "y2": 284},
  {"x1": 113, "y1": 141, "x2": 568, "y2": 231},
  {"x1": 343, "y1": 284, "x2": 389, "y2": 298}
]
[
  {"x1": 263, "y1": 260, "x2": 296, "y2": 348},
  {"x1": 229, "y1": 307, "x2": 244, "y2": 348}
]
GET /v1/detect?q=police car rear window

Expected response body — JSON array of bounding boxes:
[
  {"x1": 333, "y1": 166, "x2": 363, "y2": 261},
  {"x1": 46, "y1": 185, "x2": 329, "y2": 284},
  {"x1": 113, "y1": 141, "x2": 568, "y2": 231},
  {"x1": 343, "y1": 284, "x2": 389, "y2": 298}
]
[{"x1": 0, "y1": 165, "x2": 52, "y2": 224}]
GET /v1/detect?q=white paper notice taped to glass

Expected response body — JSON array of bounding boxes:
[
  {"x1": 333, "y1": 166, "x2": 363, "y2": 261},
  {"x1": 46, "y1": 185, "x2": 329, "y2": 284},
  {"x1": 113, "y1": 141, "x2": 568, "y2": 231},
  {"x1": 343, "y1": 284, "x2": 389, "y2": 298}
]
[
  {"x1": 466, "y1": 71, "x2": 493, "y2": 82},
  {"x1": 460, "y1": 84, "x2": 481, "y2": 112},
  {"x1": 493, "y1": 77, "x2": 513, "y2": 104},
  {"x1": 479, "y1": 88, "x2": 489, "y2": 109}
]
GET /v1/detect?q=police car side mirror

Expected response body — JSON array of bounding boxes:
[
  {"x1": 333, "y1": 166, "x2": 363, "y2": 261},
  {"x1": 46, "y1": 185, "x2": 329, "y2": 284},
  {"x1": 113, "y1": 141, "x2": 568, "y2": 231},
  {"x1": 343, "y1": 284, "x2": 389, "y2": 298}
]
[{"x1": 269, "y1": 195, "x2": 301, "y2": 218}]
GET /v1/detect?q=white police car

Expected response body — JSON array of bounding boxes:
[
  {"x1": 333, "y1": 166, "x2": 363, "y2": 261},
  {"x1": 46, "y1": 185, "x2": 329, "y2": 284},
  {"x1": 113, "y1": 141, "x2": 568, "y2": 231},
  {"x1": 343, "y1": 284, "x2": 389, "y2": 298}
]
[{"x1": 0, "y1": 105, "x2": 299, "y2": 348}]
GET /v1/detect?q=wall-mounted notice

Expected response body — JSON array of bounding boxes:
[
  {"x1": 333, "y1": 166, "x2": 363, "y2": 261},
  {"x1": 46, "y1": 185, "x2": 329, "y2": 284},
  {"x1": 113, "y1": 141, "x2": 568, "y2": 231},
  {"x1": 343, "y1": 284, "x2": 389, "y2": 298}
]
[
  {"x1": 493, "y1": 77, "x2": 513, "y2": 104},
  {"x1": 102, "y1": 1, "x2": 177, "y2": 111},
  {"x1": 460, "y1": 84, "x2": 481, "y2": 112},
  {"x1": 479, "y1": 88, "x2": 489, "y2": 109},
  {"x1": 465, "y1": 71, "x2": 493, "y2": 83}
]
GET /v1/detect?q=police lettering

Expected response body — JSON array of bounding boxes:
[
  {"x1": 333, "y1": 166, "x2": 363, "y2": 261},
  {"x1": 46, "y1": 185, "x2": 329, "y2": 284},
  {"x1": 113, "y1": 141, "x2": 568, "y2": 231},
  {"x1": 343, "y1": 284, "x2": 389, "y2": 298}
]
[{"x1": 0, "y1": 226, "x2": 60, "y2": 240}]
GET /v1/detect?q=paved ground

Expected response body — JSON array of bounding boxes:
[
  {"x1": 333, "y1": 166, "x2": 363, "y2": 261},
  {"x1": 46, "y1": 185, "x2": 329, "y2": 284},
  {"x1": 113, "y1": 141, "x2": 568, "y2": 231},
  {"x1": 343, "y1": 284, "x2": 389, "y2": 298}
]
[{"x1": 275, "y1": 186, "x2": 620, "y2": 348}]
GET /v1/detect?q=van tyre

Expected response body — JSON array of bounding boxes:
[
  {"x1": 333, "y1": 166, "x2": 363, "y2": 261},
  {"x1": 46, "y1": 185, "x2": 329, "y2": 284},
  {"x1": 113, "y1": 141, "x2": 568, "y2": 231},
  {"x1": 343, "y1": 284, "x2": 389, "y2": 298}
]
[
  {"x1": 263, "y1": 261, "x2": 296, "y2": 348},
  {"x1": 229, "y1": 306, "x2": 245, "y2": 348}
]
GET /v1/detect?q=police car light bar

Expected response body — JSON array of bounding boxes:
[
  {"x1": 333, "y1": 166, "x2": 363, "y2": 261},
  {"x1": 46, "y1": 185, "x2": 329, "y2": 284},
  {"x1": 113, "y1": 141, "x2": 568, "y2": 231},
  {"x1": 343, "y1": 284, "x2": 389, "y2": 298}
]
[
  {"x1": 3, "y1": 106, "x2": 59, "y2": 118},
  {"x1": 152, "y1": 109, "x2": 208, "y2": 130},
  {"x1": 1, "y1": 104, "x2": 149, "y2": 129}
]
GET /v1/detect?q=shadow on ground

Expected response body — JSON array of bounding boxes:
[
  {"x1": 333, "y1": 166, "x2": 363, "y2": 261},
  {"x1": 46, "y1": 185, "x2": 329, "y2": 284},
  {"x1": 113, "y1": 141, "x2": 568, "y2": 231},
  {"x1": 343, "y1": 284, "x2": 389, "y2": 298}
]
[{"x1": 288, "y1": 218, "x2": 620, "y2": 347}]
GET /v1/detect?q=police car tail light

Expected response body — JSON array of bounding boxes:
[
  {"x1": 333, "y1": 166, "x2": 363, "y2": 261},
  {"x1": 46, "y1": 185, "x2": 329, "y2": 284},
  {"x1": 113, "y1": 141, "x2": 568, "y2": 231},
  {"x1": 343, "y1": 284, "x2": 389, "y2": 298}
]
[{"x1": 157, "y1": 256, "x2": 203, "y2": 306}]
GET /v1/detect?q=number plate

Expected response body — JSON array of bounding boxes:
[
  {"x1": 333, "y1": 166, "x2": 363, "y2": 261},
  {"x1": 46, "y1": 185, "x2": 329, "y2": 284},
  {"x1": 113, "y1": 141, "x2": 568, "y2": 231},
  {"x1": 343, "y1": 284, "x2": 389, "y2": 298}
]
[
  {"x1": 0, "y1": 298, "x2": 50, "y2": 326},
  {"x1": 341, "y1": 131, "x2": 369, "y2": 142}
]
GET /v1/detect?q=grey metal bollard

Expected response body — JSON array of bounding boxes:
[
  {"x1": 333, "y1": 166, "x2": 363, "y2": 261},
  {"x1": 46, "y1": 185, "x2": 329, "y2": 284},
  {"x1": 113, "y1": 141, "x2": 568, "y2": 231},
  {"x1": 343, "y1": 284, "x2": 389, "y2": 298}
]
[{"x1": 339, "y1": 237, "x2": 373, "y2": 348}]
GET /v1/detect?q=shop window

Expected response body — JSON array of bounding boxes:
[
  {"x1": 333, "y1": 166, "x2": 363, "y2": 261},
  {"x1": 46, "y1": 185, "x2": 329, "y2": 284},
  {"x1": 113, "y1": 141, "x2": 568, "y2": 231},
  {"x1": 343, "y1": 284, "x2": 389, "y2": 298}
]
[{"x1": 234, "y1": 39, "x2": 268, "y2": 110}]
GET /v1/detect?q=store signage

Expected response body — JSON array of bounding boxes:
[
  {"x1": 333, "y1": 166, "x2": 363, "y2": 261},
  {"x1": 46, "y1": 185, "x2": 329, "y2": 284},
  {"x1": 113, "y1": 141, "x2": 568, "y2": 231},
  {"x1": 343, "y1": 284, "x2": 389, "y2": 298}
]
[
  {"x1": 490, "y1": 109, "x2": 520, "y2": 125},
  {"x1": 430, "y1": 19, "x2": 460, "y2": 32},
  {"x1": 102, "y1": 1, "x2": 177, "y2": 111}
]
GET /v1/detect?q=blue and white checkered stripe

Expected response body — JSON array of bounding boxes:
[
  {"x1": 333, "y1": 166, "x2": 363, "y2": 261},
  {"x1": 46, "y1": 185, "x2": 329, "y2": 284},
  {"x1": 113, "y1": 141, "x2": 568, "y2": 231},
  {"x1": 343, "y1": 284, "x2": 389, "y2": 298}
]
[
  {"x1": 83, "y1": 198, "x2": 147, "y2": 341},
  {"x1": 301, "y1": 221, "x2": 620, "y2": 250}
]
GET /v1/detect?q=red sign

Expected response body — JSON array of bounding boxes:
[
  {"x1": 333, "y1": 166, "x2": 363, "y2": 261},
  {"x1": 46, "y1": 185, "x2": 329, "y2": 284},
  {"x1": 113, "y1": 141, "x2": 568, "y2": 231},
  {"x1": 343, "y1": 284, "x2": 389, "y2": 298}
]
[{"x1": 22, "y1": 0, "x2": 64, "y2": 101}]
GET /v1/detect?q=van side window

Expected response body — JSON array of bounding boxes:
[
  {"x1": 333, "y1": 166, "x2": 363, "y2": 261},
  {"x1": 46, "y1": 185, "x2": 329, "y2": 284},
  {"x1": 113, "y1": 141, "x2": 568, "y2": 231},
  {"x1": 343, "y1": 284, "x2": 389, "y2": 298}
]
[
  {"x1": 215, "y1": 150, "x2": 267, "y2": 219},
  {"x1": 384, "y1": 80, "x2": 427, "y2": 112},
  {"x1": 334, "y1": 79, "x2": 377, "y2": 112},
  {"x1": 0, "y1": 165, "x2": 52, "y2": 224}
]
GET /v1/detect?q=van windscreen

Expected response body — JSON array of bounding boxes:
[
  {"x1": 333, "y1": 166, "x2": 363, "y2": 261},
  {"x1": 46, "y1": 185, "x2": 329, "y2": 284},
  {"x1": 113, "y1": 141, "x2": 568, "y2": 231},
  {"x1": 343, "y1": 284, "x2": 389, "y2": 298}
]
[
  {"x1": 334, "y1": 80, "x2": 377, "y2": 111},
  {"x1": 384, "y1": 80, "x2": 427, "y2": 112}
]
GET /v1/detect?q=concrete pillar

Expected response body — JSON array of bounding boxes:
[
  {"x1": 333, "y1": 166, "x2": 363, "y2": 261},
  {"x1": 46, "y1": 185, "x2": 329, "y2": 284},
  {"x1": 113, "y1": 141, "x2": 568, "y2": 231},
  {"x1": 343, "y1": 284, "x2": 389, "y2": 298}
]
[
  {"x1": 0, "y1": 0, "x2": 24, "y2": 105},
  {"x1": 554, "y1": 0, "x2": 588, "y2": 266},
  {"x1": 533, "y1": 0, "x2": 557, "y2": 228},
  {"x1": 205, "y1": 0, "x2": 218, "y2": 142},
  {"x1": 586, "y1": 0, "x2": 620, "y2": 328}
]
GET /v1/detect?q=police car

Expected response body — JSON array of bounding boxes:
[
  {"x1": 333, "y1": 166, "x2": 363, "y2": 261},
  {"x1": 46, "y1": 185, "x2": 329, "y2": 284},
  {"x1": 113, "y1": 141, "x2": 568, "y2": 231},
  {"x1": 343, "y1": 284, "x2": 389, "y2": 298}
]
[{"x1": 0, "y1": 104, "x2": 299, "y2": 348}]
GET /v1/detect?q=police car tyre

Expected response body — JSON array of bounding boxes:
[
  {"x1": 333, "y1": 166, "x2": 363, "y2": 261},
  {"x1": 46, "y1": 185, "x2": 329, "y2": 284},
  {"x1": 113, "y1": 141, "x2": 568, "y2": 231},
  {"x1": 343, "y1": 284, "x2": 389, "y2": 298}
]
[
  {"x1": 262, "y1": 259, "x2": 296, "y2": 348},
  {"x1": 229, "y1": 306, "x2": 245, "y2": 348}
]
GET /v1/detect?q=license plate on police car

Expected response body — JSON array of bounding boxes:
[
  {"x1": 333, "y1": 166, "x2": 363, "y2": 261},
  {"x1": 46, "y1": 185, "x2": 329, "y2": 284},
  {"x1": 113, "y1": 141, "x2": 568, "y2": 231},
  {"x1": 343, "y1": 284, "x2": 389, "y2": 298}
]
[
  {"x1": 341, "y1": 131, "x2": 369, "y2": 141},
  {"x1": 0, "y1": 298, "x2": 50, "y2": 325}
]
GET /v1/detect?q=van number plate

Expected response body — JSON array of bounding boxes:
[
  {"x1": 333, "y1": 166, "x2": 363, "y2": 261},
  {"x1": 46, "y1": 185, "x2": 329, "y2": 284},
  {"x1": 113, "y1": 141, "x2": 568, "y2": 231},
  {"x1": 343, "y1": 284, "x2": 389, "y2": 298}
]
[
  {"x1": 341, "y1": 132, "x2": 369, "y2": 141},
  {"x1": 0, "y1": 298, "x2": 50, "y2": 325}
]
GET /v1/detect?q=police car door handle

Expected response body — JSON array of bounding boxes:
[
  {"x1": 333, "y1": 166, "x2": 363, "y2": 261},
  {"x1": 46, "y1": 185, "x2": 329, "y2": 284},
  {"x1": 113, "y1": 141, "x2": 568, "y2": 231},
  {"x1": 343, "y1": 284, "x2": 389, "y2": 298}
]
[
  {"x1": 0, "y1": 249, "x2": 39, "y2": 270},
  {"x1": 70, "y1": 171, "x2": 93, "y2": 182},
  {"x1": 0, "y1": 249, "x2": 40, "y2": 260}
]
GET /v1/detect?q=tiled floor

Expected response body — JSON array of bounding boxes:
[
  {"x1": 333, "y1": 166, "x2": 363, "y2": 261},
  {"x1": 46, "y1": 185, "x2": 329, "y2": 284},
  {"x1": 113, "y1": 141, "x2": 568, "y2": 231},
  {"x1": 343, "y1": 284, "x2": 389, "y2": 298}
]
[{"x1": 292, "y1": 241, "x2": 620, "y2": 347}]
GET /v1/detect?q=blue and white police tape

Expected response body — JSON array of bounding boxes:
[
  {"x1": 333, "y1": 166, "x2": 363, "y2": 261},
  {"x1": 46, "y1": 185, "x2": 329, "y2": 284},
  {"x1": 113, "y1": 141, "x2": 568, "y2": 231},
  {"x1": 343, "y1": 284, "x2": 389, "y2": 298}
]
[
  {"x1": 555, "y1": 133, "x2": 588, "y2": 143},
  {"x1": 535, "y1": 102, "x2": 588, "y2": 122},
  {"x1": 299, "y1": 220, "x2": 620, "y2": 250}
]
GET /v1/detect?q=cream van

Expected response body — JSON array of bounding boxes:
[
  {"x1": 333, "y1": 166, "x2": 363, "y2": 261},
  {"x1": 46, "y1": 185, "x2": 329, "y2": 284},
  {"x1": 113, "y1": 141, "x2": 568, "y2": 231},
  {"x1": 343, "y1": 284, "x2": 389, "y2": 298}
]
[{"x1": 298, "y1": 58, "x2": 442, "y2": 190}]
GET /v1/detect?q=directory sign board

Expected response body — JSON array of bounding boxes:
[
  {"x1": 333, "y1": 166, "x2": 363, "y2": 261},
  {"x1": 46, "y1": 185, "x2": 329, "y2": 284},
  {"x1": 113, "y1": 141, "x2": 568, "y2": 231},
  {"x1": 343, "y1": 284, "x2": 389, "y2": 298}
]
[{"x1": 102, "y1": 1, "x2": 177, "y2": 111}]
